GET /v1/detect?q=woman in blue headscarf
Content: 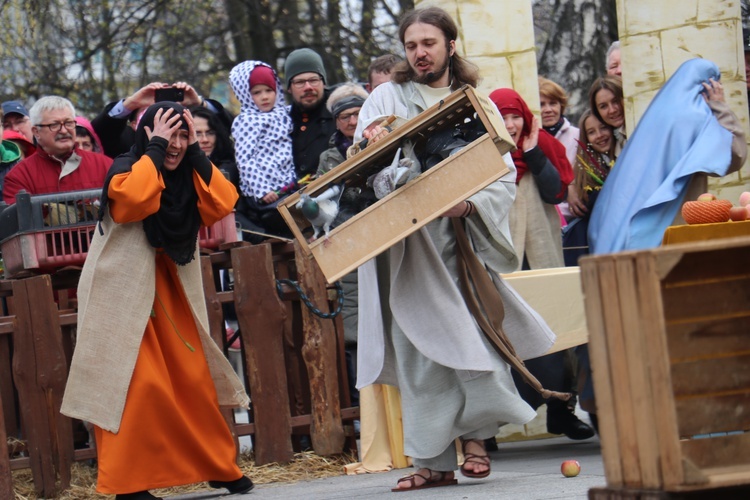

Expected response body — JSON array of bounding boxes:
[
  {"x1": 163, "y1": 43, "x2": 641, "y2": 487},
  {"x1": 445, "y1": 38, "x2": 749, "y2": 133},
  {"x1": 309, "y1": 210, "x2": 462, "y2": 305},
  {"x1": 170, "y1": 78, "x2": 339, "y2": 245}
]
[{"x1": 588, "y1": 58, "x2": 746, "y2": 255}]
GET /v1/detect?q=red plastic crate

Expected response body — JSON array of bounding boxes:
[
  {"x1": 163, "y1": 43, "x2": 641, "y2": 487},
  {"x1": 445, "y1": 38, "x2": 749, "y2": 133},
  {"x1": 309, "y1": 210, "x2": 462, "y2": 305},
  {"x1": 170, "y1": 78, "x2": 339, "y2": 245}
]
[
  {"x1": 1, "y1": 224, "x2": 96, "y2": 278},
  {"x1": 199, "y1": 212, "x2": 238, "y2": 250}
]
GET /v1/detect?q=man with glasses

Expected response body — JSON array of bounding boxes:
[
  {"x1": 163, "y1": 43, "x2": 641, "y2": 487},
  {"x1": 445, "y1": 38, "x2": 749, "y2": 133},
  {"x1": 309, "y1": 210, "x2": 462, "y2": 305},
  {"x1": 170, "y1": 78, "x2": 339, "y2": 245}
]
[
  {"x1": 284, "y1": 48, "x2": 335, "y2": 179},
  {"x1": 3, "y1": 96, "x2": 112, "y2": 204}
]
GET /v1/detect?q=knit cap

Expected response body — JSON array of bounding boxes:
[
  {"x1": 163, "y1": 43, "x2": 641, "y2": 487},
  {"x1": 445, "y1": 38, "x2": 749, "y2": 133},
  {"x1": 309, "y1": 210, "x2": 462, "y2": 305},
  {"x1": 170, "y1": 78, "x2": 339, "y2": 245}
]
[
  {"x1": 249, "y1": 65, "x2": 277, "y2": 92},
  {"x1": 284, "y1": 48, "x2": 327, "y2": 88}
]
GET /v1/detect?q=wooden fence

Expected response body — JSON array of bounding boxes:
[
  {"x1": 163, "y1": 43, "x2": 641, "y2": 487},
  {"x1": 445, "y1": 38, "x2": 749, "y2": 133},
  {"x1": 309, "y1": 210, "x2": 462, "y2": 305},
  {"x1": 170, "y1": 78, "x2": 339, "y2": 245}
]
[{"x1": 0, "y1": 240, "x2": 358, "y2": 497}]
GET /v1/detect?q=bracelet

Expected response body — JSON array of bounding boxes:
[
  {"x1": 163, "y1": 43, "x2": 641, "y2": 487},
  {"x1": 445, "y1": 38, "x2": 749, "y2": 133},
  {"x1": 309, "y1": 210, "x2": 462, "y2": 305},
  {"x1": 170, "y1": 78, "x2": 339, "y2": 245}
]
[
  {"x1": 199, "y1": 96, "x2": 206, "y2": 107},
  {"x1": 462, "y1": 200, "x2": 473, "y2": 217}
]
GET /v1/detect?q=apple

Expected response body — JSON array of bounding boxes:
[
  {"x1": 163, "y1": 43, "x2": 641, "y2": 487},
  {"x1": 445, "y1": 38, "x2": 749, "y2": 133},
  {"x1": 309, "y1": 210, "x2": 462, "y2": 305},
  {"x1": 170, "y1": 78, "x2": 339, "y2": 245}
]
[
  {"x1": 730, "y1": 206, "x2": 749, "y2": 221},
  {"x1": 697, "y1": 193, "x2": 717, "y2": 202},
  {"x1": 740, "y1": 192, "x2": 750, "y2": 207},
  {"x1": 561, "y1": 459, "x2": 581, "y2": 477}
]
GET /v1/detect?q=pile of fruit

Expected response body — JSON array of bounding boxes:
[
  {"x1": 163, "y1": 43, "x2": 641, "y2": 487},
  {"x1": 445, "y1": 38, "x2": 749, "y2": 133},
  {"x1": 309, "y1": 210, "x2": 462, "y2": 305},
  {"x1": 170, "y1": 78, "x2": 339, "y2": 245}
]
[{"x1": 681, "y1": 192, "x2": 750, "y2": 224}]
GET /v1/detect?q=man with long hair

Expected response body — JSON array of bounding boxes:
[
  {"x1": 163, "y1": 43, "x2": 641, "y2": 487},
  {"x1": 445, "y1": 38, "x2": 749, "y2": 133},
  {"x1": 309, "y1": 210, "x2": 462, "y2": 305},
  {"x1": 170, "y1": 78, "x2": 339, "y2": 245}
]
[{"x1": 353, "y1": 6, "x2": 544, "y2": 492}]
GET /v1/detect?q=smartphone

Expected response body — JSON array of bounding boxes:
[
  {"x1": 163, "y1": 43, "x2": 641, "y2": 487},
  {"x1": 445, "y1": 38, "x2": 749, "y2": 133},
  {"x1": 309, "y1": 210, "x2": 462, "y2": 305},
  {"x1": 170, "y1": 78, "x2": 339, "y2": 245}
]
[{"x1": 154, "y1": 87, "x2": 185, "y2": 102}]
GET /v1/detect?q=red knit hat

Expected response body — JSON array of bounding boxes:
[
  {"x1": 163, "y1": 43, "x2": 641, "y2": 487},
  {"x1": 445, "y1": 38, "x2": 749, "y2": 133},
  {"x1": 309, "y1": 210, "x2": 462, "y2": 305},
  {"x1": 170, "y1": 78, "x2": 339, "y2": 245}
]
[{"x1": 249, "y1": 65, "x2": 277, "y2": 92}]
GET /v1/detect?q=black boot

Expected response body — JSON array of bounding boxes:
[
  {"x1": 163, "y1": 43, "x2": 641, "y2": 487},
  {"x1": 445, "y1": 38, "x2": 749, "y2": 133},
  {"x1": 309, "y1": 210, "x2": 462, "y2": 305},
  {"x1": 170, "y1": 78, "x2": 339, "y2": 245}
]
[
  {"x1": 547, "y1": 406, "x2": 595, "y2": 440},
  {"x1": 115, "y1": 492, "x2": 162, "y2": 500},
  {"x1": 209, "y1": 475, "x2": 254, "y2": 494}
]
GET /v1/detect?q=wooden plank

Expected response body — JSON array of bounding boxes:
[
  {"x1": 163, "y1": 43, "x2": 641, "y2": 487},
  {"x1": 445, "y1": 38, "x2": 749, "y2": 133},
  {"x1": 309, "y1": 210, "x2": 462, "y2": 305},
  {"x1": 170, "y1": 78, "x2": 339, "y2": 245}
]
[
  {"x1": 580, "y1": 256, "x2": 624, "y2": 487},
  {"x1": 294, "y1": 243, "x2": 345, "y2": 456},
  {"x1": 200, "y1": 256, "x2": 241, "y2": 456},
  {"x1": 616, "y1": 257, "x2": 662, "y2": 489},
  {"x1": 596, "y1": 257, "x2": 643, "y2": 487},
  {"x1": 0, "y1": 326, "x2": 17, "y2": 439},
  {"x1": 665, "y1": 315, "x2": 750, "y2": 361},
  {"x1": 10, "y1": 277, "x2": 70, "y2": 497},
  {"x1": 659, "y1": 244, "x2": 750, "y2": 285},
  {"x1": 25, "y1": 276, "x2": 74, "y2": 492},
  {"x1": 675, "y1": 393, "x2": 750, "y2": 437},
  {"x1": 0, "y1": 376, "x2": 13, "y2": 500},
  {"x1": 661, "y1": 275, "x2": 750, "y2": 327},
  {"x1": 681, "y1": 433, "x2": 750, "y2": 470},
  {"x1": 231, "y1": 244, "x2": 294, "y2": 465},
  {"x1": 637, "y1": 254, "x2": 685, "y2": 489},
  {"x1": 671, "y1": 353, "x2": 750, "y2": 397}
]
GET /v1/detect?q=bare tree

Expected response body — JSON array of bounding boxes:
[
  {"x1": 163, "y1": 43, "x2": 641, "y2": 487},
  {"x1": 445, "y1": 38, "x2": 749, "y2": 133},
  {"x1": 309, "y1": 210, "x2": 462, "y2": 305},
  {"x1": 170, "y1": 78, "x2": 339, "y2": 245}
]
[{"x1": 534, "y1": 0, "x2": 618, "y2": 120}]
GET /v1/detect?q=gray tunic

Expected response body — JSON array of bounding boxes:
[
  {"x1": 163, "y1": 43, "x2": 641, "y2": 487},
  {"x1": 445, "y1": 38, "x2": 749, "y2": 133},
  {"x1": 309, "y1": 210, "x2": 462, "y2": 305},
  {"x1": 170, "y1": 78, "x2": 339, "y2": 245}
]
[{"x1": 355, "y1": 81, "x2": 553, "y2": 460}]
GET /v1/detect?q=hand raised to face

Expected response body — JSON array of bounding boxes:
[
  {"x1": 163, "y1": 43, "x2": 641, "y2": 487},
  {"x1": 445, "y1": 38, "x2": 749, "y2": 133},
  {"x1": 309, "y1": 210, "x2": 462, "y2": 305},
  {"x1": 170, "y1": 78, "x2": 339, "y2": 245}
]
[{"x1": 144, "y1": 107, "x2": 183, "y2": 142}]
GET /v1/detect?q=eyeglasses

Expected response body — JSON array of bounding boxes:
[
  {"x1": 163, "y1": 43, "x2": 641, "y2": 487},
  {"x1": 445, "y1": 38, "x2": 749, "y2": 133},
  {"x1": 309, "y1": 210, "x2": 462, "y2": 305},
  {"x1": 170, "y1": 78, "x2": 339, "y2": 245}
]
[
  {"x1": 290, "y1": 76, "x2": 323, "y2": 89},
  {"x1": 195, "y1": 130, "x2": 216, "y2": 139},
  {"x1": 3, "y1": 116, "x2": 29, "y2": 128},
  {"x1": 36, "y1": 120, "x2": 76, "y2": 132},
  {"x1": 336, "y1": 111, "x2": 359, "y2": 122}
]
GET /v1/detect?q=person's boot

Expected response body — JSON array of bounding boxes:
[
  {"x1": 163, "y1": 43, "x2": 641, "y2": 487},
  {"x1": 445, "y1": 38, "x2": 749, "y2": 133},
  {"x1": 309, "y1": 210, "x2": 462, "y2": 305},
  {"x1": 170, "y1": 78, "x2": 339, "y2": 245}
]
[
  {"x1": 115, "y1": 492, "x2": 162, "y2": 500},
  {"x1": 547, "y1": 405, "x2": 595, "y2": 440},
  {"x1": 209, "y1": 475, "x2": 254, "y2": 494}
]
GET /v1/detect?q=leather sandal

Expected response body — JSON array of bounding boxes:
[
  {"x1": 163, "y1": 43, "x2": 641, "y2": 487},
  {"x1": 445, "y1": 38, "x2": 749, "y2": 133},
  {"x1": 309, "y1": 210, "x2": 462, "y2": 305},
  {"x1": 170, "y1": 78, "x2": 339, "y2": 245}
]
[
  {"x1": 460, "y1": 439, "x2": 491, "y2": 479},
  {"x1": 391, "y1": 469, "x2": 458, "y2": 492}
]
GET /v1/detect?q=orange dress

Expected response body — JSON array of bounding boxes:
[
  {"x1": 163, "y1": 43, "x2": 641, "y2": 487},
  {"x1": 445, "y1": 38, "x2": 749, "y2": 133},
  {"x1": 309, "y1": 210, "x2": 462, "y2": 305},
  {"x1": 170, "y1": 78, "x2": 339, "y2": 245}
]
[{"x1": 94, "y1": 158, "x2": 241, "y2": 494}]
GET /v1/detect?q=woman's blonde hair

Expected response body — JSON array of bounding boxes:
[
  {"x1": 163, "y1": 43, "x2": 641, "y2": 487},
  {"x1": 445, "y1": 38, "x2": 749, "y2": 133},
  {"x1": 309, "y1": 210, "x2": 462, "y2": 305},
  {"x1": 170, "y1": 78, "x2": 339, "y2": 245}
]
[{"x1": 538, "y1": 76, "x2": 569, "y2": 115}]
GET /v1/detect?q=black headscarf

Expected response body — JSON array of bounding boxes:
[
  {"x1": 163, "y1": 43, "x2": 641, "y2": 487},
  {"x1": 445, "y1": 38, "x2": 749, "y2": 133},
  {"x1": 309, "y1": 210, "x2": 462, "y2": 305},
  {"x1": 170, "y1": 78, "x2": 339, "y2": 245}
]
[{"x1": 100, "y1": 102, "x2": 203, "y2": 265}]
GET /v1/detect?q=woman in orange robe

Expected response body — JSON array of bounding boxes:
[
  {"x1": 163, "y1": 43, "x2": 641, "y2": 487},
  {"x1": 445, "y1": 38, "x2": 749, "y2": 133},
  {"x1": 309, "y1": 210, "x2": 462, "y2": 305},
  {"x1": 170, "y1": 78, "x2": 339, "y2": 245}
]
[{"x1": 62, "y1": 102, "x2": 252, "y2": 500}]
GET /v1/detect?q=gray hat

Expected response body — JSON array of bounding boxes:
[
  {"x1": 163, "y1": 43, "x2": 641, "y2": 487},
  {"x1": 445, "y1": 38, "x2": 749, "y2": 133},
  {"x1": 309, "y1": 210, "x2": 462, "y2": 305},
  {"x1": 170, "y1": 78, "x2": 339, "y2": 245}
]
[
  {"x1": 284, "y1": 48, "x2": 327, "y2": 88},
  {"x1": 2, "y1": 100, "x2": 29, "y2": 117}
]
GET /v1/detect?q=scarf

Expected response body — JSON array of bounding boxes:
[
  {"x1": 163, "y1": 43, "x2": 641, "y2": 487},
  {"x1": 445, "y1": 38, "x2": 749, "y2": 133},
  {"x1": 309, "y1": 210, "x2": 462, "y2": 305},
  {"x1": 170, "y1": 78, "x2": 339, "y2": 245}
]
[
  {"x1": 489, "y1": 88, "x2": 573, "y2": 195},
  {"x1": 228, "y1": 60, "x2": 296, "y2": 199},
  {"x1": 100, "y1": 102, "x2": 202, "y2": 265},
  {"x1": 543, "y1": 116, "x2": 565, "y2": 137}
]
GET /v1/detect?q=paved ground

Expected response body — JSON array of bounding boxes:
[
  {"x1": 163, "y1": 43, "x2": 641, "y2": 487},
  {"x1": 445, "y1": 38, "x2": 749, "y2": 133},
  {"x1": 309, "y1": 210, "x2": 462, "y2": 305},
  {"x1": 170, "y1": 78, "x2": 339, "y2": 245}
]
[{"x1": 174, "y1": 435, "x2": 605, "y2": 499}]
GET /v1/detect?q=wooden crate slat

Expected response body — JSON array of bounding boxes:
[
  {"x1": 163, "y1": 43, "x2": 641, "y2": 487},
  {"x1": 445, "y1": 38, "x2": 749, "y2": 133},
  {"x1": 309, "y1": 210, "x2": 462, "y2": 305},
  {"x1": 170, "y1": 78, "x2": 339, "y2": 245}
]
[
  {"x1": 615, "y1": 257, "x2": 662, "y2": 489},
  {"x1": 661, "y1": 275, "x2": 750, "y2": 325},
  {"x1": 675, "y1": 392, "x2": 750, "y2": 436},
  {"x1": 671, "y1": 353, "x2": 750, "y2": 397},
  {"x1": 636, "y1": 254, "x2": 685, "y2": 489},
  {"x1": 659, "y1": 244, "x2": 750, "y2": 285},
  {"x1": 681, "y1": 433, "x2": 750, "y2": 470},
  {"x1": 666, "y1": 315, "x2": 750, "y2": 361},
  {"x1": 580, "y1": 256, "x2": 624, "y2": 486}
]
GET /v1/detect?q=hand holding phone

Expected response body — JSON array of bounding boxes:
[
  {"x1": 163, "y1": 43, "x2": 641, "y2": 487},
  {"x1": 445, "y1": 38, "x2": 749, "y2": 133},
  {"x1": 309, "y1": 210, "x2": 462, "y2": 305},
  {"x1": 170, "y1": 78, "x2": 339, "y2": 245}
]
[{"x1": 154, "y1": 87, "x2": 185, "y2": 102}]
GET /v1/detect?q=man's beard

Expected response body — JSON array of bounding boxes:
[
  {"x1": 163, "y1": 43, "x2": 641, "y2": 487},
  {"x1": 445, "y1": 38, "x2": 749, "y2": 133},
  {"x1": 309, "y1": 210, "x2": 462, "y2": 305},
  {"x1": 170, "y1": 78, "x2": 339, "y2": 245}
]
[
  {"x1": 413, "y1": 55, "x2": 450, "y2": 85},
  {"x1": 296, "y1": 91, "x2": 324, "y2": 111}
]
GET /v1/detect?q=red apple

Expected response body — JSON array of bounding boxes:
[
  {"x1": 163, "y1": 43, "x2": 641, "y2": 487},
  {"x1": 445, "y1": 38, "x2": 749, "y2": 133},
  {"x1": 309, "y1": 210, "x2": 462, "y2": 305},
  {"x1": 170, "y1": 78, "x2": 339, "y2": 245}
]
[
  {"x1": 697, "y1": 193, "x2": 717, "y2": 202},
  {"x1": 561, "y1": 459, "x2": 581, "y2": 477},
  {"x1": 740, "y1": 191, "x2": 750, "y2": 207},
  {"x1": 730, "y1": 206, "x2": 748, "y2": 222}
]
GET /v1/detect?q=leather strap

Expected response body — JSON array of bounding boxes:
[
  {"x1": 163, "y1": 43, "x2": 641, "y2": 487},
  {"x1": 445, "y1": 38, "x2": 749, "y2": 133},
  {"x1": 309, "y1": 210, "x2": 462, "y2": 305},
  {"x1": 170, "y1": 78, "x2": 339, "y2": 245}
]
[{"x1": 451, "y1": 217, "x2": 570, "y2": 401}]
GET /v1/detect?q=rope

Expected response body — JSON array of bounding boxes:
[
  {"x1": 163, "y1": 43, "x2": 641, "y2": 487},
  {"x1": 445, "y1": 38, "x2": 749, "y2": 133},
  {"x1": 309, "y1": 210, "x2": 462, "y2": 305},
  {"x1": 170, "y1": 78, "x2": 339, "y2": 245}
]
[{"x1": 276, "y1": 279, "x2": 344, "y2": 319}]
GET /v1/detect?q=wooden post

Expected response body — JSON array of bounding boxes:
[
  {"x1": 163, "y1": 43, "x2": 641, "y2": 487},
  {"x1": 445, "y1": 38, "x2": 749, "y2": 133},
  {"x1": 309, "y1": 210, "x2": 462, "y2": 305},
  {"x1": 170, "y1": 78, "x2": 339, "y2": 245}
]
[
  {"x1": 0, "y1": 325, "x2": 16, "y2": 442},
  {"x1": 294, "y1": 243, "x2": 344, "y2": 456},
  {"x1": 200, "y1": 256, "x2": 241, "y2": 455},
  {"x1": 231, "y1": 244, "x2": 294, "y2": 465},
  {"x1": 0, "y1": 376, "x2": 13, "y2": 500},
  {"x1": 10, "y1": 276, "x2": 73, "y2": 497}
]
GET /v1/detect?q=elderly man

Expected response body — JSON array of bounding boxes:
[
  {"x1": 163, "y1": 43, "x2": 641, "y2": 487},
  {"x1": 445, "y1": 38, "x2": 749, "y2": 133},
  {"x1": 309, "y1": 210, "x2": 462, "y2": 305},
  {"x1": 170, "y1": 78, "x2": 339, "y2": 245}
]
[
  {"x1": 284, "y1": 48, "x2": 335, "y2": 179},
  {"x1": 606, "y1": 41, "x2": 622, "y2": 76},
  {"x1": 352, "y1": 6, "x2": 559, "y2": 492},
  {"x1": 3, "y1": 96, "x2": 112, "y2": 204}
]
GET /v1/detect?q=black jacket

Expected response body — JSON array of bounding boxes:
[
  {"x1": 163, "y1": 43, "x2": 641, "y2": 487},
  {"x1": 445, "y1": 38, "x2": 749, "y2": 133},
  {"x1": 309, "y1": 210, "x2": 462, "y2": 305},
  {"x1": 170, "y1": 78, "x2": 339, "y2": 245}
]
[{"x1": 289, "y1": 88, "x2": 335, "y2": 178}]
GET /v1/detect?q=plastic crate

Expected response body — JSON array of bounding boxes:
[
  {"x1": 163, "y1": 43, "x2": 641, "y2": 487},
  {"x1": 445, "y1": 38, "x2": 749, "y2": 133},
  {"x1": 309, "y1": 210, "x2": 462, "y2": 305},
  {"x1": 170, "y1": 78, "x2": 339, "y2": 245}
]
[
  {"x1": 199, "y1": 212, "x2": 238, "y2": 250},
  {"x1": 0, "y1": 189, "x2": 101, "y2": 278}
]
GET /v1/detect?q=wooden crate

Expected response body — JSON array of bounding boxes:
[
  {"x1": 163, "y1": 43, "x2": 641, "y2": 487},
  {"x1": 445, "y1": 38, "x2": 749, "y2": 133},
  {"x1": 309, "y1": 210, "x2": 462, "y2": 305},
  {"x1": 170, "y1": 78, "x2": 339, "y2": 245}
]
[
  {"x1": 278, "y1": 85, "x2": 514, "y2": 284},
  {"x1": 580, "y1": 236, "x2": 750, "y2": 498}
]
